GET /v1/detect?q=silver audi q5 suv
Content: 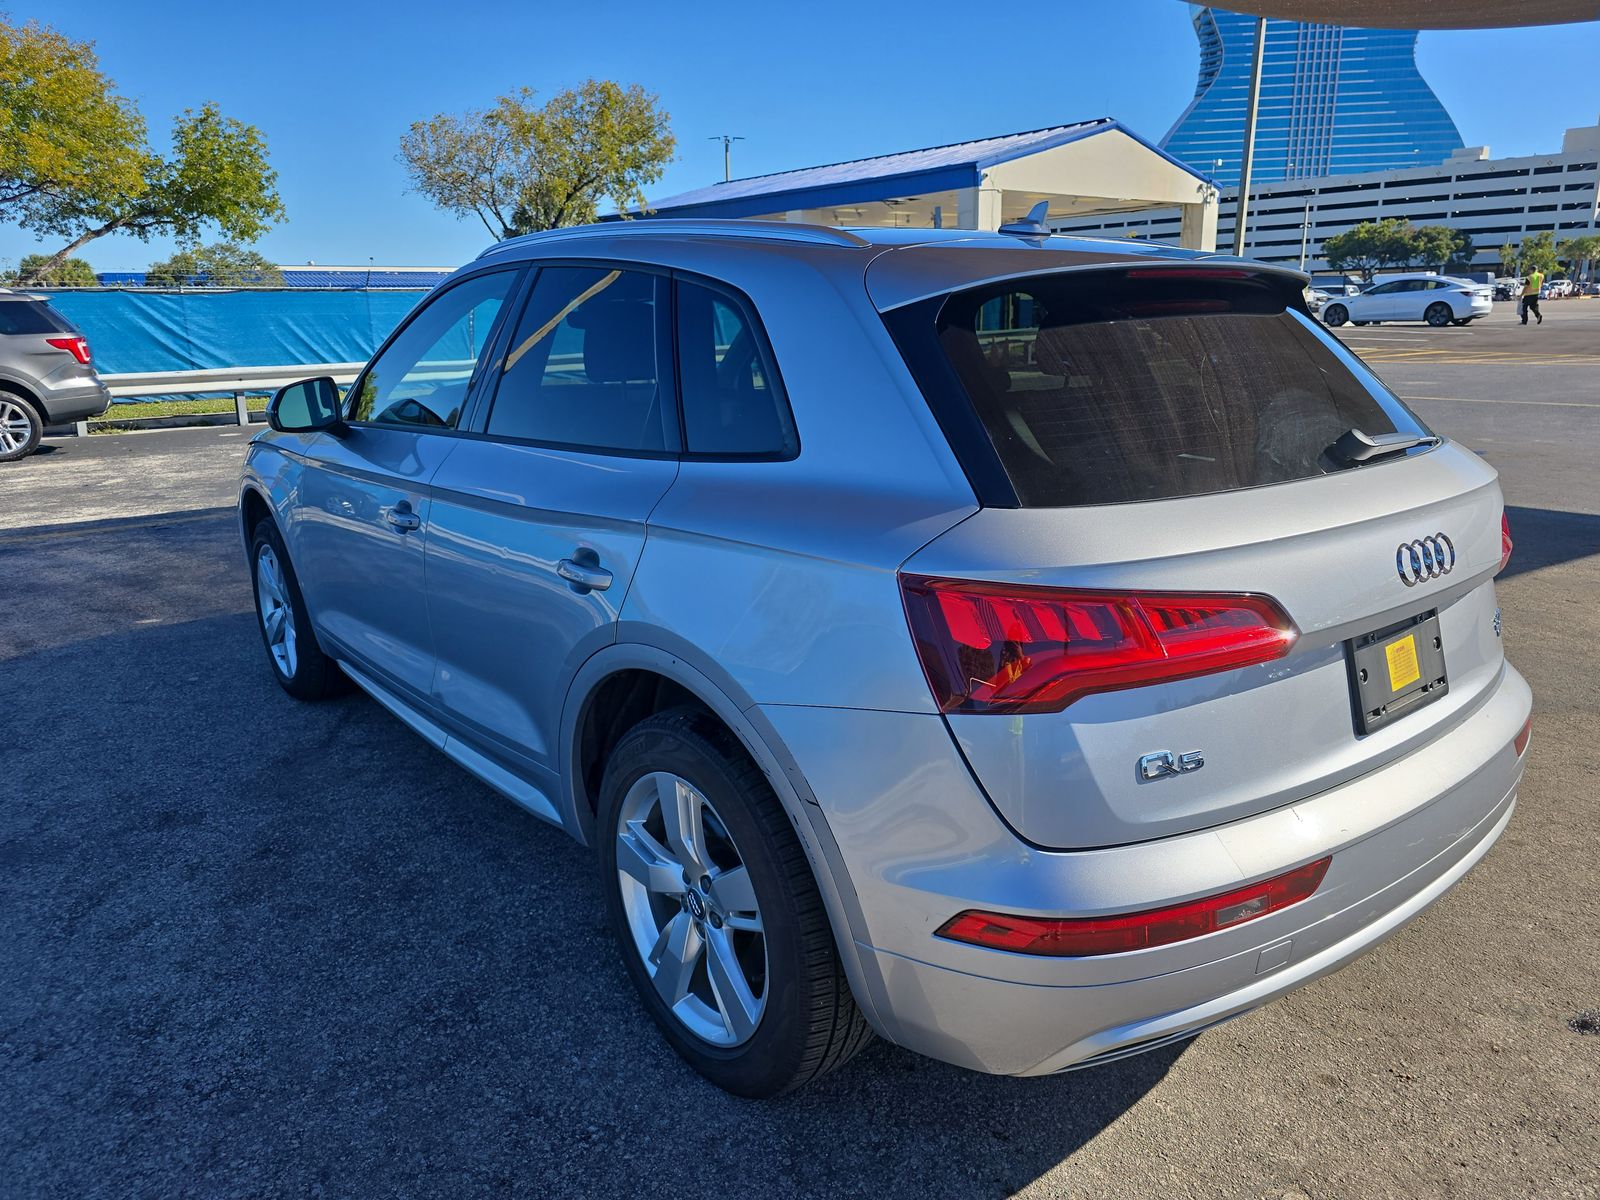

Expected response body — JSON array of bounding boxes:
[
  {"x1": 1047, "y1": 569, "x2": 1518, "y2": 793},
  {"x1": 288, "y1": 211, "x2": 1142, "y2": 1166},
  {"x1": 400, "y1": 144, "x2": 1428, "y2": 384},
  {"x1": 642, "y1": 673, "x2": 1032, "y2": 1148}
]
[{"x1": 239, "y1": 221, "x2": 1531, "y2": 1097}]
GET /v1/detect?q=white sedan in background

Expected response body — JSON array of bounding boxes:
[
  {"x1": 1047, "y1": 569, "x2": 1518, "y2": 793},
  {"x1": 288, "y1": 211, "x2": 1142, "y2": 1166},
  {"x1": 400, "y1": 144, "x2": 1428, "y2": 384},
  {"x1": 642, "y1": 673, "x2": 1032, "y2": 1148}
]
[{"x1": 1321, "y1": 274, "x2": 1494, "y2": 328}]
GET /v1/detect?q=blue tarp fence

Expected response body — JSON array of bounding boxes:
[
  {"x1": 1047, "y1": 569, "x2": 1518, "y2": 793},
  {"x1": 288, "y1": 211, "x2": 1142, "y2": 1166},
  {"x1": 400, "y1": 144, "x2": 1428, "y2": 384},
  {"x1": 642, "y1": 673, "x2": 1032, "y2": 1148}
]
[{"x1": 42, "y1": 290, "x2": 428, "y2": 377}]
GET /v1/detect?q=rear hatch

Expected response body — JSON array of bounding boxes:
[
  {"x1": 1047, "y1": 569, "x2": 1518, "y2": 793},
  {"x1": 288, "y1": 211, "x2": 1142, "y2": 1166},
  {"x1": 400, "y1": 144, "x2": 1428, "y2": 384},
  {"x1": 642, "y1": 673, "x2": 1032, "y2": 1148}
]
[{"x1": 876, "y1": 253, "x2": 1509, "y2": 849}]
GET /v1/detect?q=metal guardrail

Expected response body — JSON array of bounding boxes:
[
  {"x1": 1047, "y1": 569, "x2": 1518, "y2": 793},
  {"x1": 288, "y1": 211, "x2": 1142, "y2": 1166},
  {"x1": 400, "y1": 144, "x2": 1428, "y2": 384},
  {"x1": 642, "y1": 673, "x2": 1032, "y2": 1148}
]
[{"x1": 72, "y1": 362, "x2": 366, "y2": 434}]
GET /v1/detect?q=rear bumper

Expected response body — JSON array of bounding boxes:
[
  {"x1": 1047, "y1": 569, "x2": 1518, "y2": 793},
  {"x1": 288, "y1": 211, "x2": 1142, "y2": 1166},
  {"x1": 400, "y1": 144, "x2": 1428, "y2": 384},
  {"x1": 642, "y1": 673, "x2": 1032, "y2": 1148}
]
[
  {"x1": 870, "y1": 780, "x2": 1513, "y2": 1076},
  {"x1": 767, "y1": 662, "x2": 1530, "y2": 1076},
  {"x1": 40, "y1": 379, "x2": 112, "y2": 423}
]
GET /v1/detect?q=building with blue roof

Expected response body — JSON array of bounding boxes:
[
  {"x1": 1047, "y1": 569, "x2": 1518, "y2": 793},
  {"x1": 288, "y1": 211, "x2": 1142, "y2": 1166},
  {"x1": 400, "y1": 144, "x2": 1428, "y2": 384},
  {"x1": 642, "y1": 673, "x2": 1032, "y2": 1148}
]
[{"x1": 630, "y1": 119, "x2": 1221, "y2": 249}]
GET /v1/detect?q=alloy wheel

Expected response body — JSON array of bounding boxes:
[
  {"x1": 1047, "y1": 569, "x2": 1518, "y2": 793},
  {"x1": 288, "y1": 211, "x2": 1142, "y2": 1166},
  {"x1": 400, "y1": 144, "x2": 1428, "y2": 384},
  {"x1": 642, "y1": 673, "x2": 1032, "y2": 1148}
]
[
  {"x1": 255, "y1": 543, "x2": 298, "y2": 678},
  {"x1": 614, "y1": 771, "x2": 767, "y2": 1047},
  {"x1": 0, "y1": 398, "x2": 34, "y2": 456}
]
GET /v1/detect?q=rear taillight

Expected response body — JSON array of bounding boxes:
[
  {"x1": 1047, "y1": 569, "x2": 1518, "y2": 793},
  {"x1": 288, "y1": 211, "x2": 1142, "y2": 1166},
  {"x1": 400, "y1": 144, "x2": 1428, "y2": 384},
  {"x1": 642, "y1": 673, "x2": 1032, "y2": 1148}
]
[
  {"x1": 937, "y1": 856, "x2": 1332, "y2": 957},
  {"x1": 1499, "y1": 513, "x2": 1513, "y2": 574},
  {"x1": 899, "y1": 576, "x2": 1297, "y2": 715},
  {"x1": 1514, "y1": 717, "x2": 1532, "y2": 757},
  {"x1": 44, "y1": 335, "x2": 91, "y2": 364}
]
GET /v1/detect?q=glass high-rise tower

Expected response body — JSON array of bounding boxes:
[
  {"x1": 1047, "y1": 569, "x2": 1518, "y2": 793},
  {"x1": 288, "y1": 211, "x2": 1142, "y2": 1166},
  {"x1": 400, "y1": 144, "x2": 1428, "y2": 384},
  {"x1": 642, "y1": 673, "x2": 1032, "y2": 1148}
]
[{"x1": 1162, "y1": 6, "x2": 1464, "y2": 187}]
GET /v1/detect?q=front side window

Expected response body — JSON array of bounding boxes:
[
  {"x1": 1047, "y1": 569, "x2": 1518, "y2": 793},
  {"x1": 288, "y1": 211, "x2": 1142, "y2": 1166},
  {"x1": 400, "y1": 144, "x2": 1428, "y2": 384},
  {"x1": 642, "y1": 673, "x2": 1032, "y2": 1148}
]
[
  {"x1": 676, "y1": 279, "x2": 795, "y2": 457},
  {"x1": 348, "y1": 271, "x2": 515, "y2": 429},
  {"x1": 485, "y1": 267, "x2": 673, "y2": 453}
]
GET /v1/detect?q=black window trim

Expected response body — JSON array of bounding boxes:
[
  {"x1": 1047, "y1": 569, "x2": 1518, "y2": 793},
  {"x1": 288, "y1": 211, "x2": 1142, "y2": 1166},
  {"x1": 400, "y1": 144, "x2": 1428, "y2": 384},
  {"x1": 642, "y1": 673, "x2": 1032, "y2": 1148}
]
[{"x1": 342, "y1": 263, "x2": 526, "y2": 434}]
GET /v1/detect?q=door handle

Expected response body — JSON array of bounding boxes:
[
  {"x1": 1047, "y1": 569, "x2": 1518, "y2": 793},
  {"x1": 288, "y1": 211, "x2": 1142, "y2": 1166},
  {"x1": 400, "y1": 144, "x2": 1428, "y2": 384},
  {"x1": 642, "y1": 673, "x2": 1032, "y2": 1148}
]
[
  {"x1": 557, "y1": 556, "x2": 612, "y2": 592},
  {"x1": 384, "y1": 502, "x2": 422, "y2": 532}
]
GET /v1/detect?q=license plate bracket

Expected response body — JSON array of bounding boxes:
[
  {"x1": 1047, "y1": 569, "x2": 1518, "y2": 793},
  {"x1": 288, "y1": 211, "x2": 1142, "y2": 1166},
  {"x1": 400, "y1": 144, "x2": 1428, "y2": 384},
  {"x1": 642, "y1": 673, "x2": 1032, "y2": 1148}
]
[{"x1": 1346, "y1": 611, "x2": 1448, "y2": 735}]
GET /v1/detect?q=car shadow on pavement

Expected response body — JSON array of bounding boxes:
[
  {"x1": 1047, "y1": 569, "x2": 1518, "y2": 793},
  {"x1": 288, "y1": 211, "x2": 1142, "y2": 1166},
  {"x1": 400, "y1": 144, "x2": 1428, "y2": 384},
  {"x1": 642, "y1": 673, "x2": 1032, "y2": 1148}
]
[
  {"x1": 2, "y1": 577, "x2": 1181, "y2": 1198},
  {"x1": 1500, "y1": 506, "x2": 1600, "y2": 581}
]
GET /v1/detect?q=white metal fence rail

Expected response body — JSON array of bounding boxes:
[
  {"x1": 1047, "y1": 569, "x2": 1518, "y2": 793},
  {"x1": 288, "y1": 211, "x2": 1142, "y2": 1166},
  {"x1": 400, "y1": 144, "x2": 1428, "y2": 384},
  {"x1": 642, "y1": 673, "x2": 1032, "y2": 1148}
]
[{"x1": 72, "y1": 362, "x2": 366, "y2": 434}]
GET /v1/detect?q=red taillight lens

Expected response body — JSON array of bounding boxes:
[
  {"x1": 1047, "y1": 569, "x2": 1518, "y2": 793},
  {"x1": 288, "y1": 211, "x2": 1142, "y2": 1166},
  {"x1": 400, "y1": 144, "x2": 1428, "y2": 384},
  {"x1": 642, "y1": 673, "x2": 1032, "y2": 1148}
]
[
  {"x1": 1499, "y1": 513, "x2": 1513, "y2": 574},
  {"x1": 44, "y1": 335, "x2": 91, "y2": 364},
  {"x1": 899, "y1": 576, "x2": 1297, "y2": 715},
  {"x1": 937, "y1": 857, "x2": 1332, "y2": 957},
  {"x1": 1514, "y1": 717, "x2": 1532, "y2": 757}
]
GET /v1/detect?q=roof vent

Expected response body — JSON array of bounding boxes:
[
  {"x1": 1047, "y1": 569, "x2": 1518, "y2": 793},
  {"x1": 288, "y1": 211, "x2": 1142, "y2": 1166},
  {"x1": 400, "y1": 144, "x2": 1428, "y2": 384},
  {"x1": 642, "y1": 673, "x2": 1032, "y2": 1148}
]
[{"x1": 998, "y1": 201, "x2": 1052, "y2": 240}]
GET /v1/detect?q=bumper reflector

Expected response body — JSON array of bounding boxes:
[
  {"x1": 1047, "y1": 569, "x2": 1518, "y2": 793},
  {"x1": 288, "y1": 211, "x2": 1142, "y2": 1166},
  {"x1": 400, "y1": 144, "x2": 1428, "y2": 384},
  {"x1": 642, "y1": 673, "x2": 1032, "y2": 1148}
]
[
  {"x1": 936, "y1": 856, "x2": 1333, "y2": 957},
  {"x1": 1514, "y1": 717, "x2": 1532, "y2": 757}
]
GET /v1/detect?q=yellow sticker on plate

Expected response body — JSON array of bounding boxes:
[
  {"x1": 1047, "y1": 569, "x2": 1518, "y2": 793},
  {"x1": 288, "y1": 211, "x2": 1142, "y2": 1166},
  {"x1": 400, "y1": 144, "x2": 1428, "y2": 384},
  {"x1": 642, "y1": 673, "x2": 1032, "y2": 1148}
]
[{"x1": 1385, "y1": 634, "x2": 1421, "y2": 691}]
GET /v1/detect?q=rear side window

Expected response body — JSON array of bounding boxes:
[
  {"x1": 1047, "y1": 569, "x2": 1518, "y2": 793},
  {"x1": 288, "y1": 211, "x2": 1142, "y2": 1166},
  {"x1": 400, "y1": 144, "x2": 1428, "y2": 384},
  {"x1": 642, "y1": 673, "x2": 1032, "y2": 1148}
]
[
  {"x1": 675, "y1": 279, "x2": 795, "y2": 458},
  {"x1": 894, "y1": 269, "x2": 1431, "y2": 507},
  {"x1": 486, "y1": 267, "x2": 674, "y2": 453},
  {"x1": 0, "y1": 300, "x2": 71, "y2": 335}
]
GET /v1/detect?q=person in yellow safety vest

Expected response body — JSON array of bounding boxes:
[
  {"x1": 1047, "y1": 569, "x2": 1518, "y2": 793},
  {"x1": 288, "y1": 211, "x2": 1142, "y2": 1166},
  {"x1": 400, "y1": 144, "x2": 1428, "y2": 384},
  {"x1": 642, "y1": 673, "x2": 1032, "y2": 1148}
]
[{"x1": 1521, "y1": 268, "x2": 1545, "y2": 325}]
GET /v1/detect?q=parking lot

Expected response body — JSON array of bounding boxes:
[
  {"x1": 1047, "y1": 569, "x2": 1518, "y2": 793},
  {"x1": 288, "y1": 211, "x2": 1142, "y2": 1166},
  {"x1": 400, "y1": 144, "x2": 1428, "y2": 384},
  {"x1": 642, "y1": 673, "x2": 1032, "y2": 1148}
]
[{"x1": 2, "y1": 307, "x2": 1597, "y2": 1198}]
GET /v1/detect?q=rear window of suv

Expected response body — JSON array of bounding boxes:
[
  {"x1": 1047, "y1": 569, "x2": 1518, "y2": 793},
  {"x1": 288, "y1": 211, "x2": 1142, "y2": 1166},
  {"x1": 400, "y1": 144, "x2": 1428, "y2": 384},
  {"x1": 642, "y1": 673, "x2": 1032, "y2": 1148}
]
[
  {"x1": 0, "y1": 298, "x2": 73, "y2": 335},
  {"x1": 888, "y1": 268, "x2": 1432, "y2": 507}
]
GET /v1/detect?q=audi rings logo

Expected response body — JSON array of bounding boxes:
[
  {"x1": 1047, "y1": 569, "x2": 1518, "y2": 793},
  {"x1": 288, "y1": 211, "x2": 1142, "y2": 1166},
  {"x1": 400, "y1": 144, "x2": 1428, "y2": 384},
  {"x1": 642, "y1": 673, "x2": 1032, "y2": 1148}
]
[{"x1": 1396, "y1": 533, "x2": 1456, "y2": 587}]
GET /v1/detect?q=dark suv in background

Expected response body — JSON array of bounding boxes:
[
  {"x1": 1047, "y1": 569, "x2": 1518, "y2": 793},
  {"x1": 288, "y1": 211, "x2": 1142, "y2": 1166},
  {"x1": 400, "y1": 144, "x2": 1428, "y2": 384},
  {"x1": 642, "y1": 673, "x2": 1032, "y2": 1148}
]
[{"x1": 0, "y1": 289, "x2": 111, "y2": 461}]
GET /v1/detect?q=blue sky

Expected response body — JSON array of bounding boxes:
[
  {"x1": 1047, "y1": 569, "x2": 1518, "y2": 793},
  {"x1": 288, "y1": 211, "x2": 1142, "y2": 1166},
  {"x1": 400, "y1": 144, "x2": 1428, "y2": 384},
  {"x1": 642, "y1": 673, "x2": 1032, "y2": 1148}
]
[{"x1": 5, "y1": 1, "x2": 1599, "y2": 271}]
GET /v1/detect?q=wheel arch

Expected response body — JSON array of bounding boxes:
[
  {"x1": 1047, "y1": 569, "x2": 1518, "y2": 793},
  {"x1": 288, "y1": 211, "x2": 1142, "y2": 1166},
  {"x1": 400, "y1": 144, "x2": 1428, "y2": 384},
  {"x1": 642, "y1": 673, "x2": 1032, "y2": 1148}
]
[
  {"x1": 559, "y1": 635, "x2": 890, "y2": 1036},
  {"x1": 0, "y1": 375, "x2": 46, "y2": 420},
  {"x1": 239, "y1": 483, "x2": 273, "y2": 547}
]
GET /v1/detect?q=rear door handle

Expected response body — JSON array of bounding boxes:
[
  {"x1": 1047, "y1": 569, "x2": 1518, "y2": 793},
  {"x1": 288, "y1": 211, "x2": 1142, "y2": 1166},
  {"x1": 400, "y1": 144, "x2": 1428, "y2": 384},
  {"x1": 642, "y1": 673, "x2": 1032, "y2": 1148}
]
[
  {"x1": 384, "y1": 502, "x2": 422, "y2": 532},
  {"x1": 557, "y1": 556, "x2": 612, "y2": 592}
]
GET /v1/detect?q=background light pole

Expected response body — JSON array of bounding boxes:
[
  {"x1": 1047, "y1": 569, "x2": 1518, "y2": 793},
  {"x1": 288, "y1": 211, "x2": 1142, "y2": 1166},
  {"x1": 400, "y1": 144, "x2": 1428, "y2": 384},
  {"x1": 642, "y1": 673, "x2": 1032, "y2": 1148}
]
[
  {"x1": 709, "y1": 135, "x2": 745, "y2": 183},
  {"x1": 1232, "y1": 16, "x2": 1267, "y2": 258}
]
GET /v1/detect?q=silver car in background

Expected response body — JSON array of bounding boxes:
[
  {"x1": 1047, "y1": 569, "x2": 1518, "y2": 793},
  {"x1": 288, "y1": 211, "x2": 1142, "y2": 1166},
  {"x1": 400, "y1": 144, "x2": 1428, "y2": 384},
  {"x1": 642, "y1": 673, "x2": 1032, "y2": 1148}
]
[
  {"x1": 0, "y1": 289, "x2": 112, "y2": 461},
  {"x1": 239, "y1": 222, "x2": 1531, "y2": 1097}
]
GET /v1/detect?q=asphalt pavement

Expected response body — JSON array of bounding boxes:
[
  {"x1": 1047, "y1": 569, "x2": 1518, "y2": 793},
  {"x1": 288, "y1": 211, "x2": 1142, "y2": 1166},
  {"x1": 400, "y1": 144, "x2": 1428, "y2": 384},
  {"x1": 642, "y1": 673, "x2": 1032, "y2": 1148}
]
[{"x1": 1, "y1": 318, "x2": 1596, "y2": 1198}]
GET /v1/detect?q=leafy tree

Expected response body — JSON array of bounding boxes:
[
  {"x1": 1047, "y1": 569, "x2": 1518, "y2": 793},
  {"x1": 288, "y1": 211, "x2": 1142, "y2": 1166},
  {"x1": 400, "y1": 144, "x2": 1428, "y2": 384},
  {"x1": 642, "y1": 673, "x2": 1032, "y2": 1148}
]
[
  {"x1": 6, "y1": 253, "x2": 95, "y2": 285},
  {"x1": 400, "y1": 80, "x2": 675, "y2": 238},
  {"x1": 1413, "y1": 225, "x2": 1474, "y2": 271},
  {"x1": 0, "y1": 18, "x2": 146, "y2": 228},
  {"x1": 1498, "y1": 242, "x2": 1519, "y2": 276},
  {"x1": 1556, "y1": 233, "x2": 1600, "y2": 280},
  {"x1": 18, "y1": 102, "x2": 285, "y2": 283},
  {"x1": 1323, "y1": 219, "x2": 1418, "y2": 281},
  {"x1": 146, "y1": 242, "x2": 284, "y2": 287},
  {"x1": 1516, "y1": 231, "x2": 1559, "y2": 277}
]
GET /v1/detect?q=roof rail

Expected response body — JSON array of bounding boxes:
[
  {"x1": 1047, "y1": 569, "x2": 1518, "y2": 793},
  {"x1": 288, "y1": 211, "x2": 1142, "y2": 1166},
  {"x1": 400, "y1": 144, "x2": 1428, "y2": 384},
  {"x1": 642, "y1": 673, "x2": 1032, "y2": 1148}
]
[{"x1": 475, "y1": 219, "x2": 872, "y2": 259}]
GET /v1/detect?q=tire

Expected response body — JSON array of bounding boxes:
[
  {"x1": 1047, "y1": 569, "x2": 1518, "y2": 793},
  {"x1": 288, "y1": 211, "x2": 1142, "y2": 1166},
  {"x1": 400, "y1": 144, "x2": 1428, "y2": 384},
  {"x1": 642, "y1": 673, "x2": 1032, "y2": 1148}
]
[
  {"x1": 1323, "y1": 304, "x2": 1348, "y2": 327},
  {"x1": 598, "y1": 707, "x2": 872, "y2": 1097},
  {"x1": 249, "y1": 518, "x2": 343, "y2": 700},
  {"x1": 1425, "y1": 302, "x2": 1453, "y2": 327},
  {"x1": 0, "y1": 391, "x2": 43, "y2": 462}
]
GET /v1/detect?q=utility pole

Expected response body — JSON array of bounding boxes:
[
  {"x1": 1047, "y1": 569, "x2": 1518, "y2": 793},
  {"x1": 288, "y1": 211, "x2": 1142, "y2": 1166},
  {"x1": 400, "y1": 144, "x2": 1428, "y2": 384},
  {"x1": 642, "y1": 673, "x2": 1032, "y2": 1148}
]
[
  {"x1": 1233, "y1": 16, "x2": 1267, "y2": 259},
  {"x1": 709, "y1": 135, "x2": 745, "y2": 183}
]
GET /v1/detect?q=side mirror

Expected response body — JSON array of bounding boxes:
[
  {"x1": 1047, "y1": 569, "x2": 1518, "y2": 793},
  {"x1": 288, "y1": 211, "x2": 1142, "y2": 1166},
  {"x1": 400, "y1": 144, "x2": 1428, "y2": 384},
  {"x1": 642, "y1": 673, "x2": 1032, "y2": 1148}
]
[{"x1": 267, "y1": 376, "x2": 343, "y2": 434}]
